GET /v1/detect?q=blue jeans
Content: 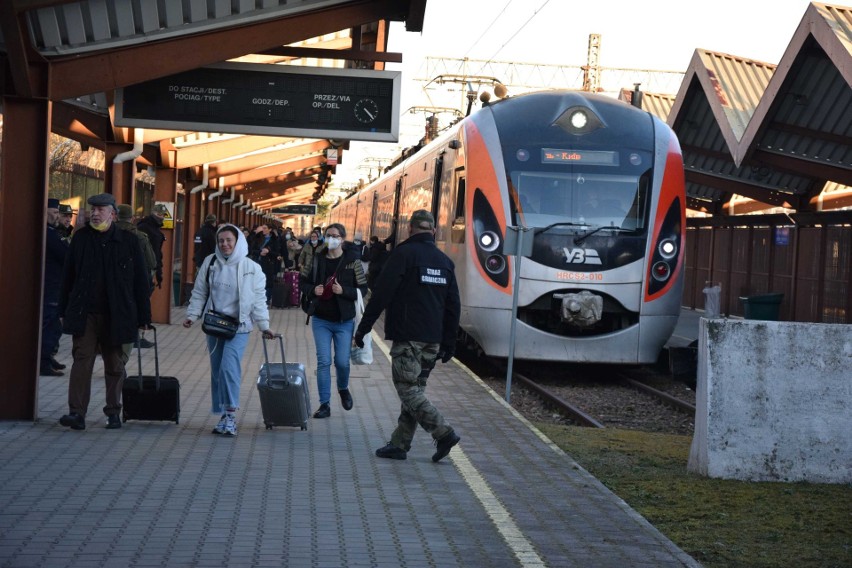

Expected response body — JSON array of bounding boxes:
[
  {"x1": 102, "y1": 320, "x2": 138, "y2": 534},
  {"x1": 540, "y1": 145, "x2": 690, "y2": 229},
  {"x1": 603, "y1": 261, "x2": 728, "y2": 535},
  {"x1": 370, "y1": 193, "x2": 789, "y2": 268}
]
[
  {"x1": 311, "y1": 316, "x2": 354, "y2": 405},
  {"x1": 206, "y1": 332, "x2": 249, "y2": 413}
]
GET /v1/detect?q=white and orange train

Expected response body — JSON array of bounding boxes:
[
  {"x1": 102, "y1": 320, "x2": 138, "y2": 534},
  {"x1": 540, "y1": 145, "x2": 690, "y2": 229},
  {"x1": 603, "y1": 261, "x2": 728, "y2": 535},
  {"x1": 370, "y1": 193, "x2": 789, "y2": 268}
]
[{"x1": 330, "y1": 90, "x2": 685, "y2": 364}]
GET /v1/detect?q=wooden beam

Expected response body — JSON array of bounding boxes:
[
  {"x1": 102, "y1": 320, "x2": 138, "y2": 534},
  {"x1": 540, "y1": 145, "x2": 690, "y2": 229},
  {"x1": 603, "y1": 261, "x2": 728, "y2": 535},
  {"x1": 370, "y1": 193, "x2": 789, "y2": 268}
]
[
  {"x1": 163, "y1": 136, "x2": 294, "y2": 170},
  {"x1": 206, "y1": 140, "x2": 330, "y2": 178},
  {"x1": 46, "y1": 0, "x2": 411, "y2": 100}
]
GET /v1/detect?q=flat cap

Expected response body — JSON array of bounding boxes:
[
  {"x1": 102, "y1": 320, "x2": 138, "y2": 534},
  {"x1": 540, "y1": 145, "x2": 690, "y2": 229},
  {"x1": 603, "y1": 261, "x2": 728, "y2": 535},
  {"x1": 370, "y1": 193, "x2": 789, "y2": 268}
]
[
  {"x1": 58, "y1": 203, "x2": 74, "y2": 214},
  {"x1": 205, "y1": 214, "x2": 217, "y2": 223},
  {"x1": 117, "y1": 204, "x2": 133, "y2": 220},
  {"x1": 47, "y1": 198, "x2": 60, "y2": 209},
  {"x1": 87, "y1": 193, "x2": 116, "y2": 208},
  {"x1": 152, "y1": 203, "x2": 168, "y2": 215},
  {"x1": 409, "y1": 209, "x2": 435, "y2": 228}
]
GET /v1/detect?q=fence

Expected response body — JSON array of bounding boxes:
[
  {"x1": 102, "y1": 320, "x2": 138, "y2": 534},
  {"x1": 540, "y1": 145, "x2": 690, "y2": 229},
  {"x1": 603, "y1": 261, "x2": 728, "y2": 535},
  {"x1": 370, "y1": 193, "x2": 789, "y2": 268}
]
[{"x1": 684, "y1": 211, "x2": 851, "y2": 323}]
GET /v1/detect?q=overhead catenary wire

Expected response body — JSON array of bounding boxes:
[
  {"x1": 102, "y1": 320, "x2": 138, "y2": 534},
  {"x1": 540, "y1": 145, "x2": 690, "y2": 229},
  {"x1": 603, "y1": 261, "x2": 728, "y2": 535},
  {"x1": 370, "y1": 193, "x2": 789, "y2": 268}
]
[{"x1": 474, "y1": 0, "x2": 552, "y2": 77}]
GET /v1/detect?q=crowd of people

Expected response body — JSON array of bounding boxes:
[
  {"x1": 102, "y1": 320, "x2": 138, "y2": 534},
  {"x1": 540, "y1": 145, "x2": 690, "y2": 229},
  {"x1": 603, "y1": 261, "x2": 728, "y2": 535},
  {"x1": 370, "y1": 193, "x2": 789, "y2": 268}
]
[{"x1": 43, "y1": 196, "x2": 462, "y2": 462}]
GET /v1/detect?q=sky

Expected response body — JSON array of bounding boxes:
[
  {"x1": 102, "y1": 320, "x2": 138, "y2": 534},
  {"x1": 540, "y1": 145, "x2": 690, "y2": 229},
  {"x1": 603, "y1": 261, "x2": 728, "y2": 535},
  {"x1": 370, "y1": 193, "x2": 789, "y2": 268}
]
[{"x1": 333, "y1": 0, "x2": 817, "y2": 186}]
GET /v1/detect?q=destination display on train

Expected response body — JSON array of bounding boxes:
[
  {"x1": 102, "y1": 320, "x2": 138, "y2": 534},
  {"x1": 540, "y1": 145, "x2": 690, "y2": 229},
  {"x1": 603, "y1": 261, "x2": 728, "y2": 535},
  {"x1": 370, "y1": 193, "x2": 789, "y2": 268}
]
[
  {"x1": 115, "y1": 63, "x2": 401, "y2": 142},
  {"x1": 541, "y1": 148, "x2": 618, "y2": 166}
]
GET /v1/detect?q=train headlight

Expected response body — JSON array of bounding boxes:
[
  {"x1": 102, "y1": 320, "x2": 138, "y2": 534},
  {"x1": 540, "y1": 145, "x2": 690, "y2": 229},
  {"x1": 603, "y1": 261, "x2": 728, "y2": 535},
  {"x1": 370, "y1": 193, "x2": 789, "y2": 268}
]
[
  {"x1": 557, "y1": 105, "x2": 604, "y2": 135},
  {"x1": 658, "y1": 238, "x2": 677, "y2": 260},
  {"x1": 570, "y1": 111, "x2": 588, "y2": 129},
  {"x1": 652, "y1": 261, "x2": 671, "y2": 281},
  {"x1": 485, "y1": 255, "x2": 506, "y2": 274},
  {"x1": 478, "y1": 230, "x2": 501, "y2": 252}
]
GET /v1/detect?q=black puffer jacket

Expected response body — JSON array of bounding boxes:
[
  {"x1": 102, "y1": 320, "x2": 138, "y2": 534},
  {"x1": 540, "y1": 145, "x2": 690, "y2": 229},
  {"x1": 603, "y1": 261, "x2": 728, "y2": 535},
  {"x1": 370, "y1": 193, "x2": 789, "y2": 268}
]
[
  {"x1": 59, "y1": 223, "x2": 152, "y2": 344},
  {"x1": 300, "y1": 245, "x2": 367, "y2": 322}
]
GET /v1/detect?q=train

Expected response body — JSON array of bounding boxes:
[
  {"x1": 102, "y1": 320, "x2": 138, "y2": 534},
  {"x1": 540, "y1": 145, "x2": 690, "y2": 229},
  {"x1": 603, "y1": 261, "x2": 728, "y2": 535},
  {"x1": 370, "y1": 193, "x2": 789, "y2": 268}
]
[{"x1": 329, "y1": 89, "x2": 685, "y2": 364}]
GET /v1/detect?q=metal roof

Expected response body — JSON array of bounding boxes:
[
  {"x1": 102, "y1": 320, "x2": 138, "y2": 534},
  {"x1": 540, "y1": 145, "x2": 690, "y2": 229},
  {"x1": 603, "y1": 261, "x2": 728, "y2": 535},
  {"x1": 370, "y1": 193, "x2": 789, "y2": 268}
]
[{"x1": 668, "y1": 1, "x2": 852, "y2": 213}]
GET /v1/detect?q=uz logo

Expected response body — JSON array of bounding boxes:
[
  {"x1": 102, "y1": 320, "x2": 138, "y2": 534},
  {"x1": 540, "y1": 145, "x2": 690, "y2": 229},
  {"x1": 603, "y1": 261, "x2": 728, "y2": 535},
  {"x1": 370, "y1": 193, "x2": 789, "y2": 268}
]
[{"x1": 563, "y1": 247, "x2": 602, "y2": 265}]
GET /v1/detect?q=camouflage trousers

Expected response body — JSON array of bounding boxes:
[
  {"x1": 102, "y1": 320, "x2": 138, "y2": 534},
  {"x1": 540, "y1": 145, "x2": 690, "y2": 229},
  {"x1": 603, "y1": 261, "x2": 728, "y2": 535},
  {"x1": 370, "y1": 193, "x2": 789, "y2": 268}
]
[{"x1": 389, "y1": 340, "x2": 453, "y2": 450}]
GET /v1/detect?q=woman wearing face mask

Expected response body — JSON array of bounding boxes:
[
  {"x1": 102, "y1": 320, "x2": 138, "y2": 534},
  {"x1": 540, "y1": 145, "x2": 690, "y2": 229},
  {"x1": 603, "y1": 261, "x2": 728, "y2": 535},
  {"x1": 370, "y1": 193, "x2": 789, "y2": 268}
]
[
  {"x1": 297, "y1": 228, "x2": 322, "y2": 275},
  {"x1": 300, "y1": 223, "x2": 368, "y2": 418},
  {"x1": 183, "y1": 224, "x2": 277, "y2": 436}
]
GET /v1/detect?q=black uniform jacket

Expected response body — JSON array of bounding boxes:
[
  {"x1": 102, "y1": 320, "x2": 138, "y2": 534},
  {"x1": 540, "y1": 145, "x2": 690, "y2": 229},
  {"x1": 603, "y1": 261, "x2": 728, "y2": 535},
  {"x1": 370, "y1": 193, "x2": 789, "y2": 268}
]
[
  {"x1": 59, "y1": 224, "x2": 152, "y2": 344},
  {"x1": 357, "y1": 232, "x2": 460, "y2": 347}
]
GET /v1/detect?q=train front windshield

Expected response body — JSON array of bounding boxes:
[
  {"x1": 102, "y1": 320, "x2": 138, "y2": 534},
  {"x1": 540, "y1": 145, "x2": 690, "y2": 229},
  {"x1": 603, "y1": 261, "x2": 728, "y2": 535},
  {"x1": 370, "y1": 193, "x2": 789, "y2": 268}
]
[{"x1": 507, "y1": 148, "x2": 652, "y2": 232}]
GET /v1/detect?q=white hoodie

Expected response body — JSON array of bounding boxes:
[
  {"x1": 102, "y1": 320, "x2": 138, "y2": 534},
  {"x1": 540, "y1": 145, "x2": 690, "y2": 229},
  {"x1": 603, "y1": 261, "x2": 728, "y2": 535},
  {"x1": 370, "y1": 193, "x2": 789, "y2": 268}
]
[{"x1": 186, "y1": 224, "x2": 269, "y2": 333}]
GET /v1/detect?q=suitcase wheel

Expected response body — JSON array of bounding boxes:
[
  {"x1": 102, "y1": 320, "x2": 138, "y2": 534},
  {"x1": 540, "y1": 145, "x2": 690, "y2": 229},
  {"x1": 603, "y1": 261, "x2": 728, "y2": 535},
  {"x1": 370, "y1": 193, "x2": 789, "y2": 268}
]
[
  {"x1": 265, "y1": 422, "x2": 273, "y2": 430},
  {"x1": 301, "y1": 424, "x2": 307, "y2": 431}
]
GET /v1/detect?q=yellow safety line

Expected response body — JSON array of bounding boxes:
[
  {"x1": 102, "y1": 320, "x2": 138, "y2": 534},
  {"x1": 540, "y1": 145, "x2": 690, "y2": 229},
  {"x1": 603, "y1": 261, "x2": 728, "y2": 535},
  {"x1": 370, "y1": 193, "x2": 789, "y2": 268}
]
[{"x1": 372, "y1": 333, "x2": 546, "y2": 567}]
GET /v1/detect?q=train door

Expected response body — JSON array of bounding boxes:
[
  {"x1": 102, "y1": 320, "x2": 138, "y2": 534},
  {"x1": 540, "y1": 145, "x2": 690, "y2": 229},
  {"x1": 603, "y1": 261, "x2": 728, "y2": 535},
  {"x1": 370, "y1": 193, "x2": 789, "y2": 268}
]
[
  {"x1": 430, "y1": 155, "x2": 444, "y2": 218},
  {"x1": 451, "y1": 170, "x2": 466, "y2": 244},
  {"x1": 392, "y1": 177, "x2": 402, "y2": 244},
  {"x1": 369, "y1": 191, "x2": 379, "y2": 238}
]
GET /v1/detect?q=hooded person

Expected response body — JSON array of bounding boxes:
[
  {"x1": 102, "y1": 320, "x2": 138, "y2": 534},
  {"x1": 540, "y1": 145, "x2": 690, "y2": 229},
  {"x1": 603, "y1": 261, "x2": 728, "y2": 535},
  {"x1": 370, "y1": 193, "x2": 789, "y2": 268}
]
[{"x1": 183, "y1": 223, "x2": 278, "y2": 436}]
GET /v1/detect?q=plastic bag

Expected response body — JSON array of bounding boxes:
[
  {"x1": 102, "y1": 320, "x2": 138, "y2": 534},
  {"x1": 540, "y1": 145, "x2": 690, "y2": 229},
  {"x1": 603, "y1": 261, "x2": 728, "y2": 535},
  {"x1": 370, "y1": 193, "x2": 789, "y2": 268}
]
[{"x1": 351, "y1": 289, "x2": 373, "y2": 364}]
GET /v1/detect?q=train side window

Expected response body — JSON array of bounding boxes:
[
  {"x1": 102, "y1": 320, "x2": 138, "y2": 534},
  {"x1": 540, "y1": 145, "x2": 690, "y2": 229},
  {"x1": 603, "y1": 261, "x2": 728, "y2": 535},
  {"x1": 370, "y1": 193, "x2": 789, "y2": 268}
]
[{"x1": 452, "y1": 174, "x2": 466, "y2": 243}]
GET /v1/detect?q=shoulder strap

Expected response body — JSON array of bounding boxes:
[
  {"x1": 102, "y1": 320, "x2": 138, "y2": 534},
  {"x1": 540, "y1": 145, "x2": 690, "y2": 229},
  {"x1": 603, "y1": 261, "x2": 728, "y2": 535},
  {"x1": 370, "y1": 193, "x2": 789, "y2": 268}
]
[{"x1": 206, "y1": 257, "x2": 218, "y2": 311}]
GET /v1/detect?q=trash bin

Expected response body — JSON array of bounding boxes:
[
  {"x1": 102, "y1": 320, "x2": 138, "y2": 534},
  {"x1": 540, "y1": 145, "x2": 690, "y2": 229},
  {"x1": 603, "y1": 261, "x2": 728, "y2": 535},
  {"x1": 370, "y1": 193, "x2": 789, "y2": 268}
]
[
  {"x1": 739, "y1": 293, "x2": 784, "y2": 321},
  {"x1": 703, "y1": 281, "x2": 722, "y2": 318}
]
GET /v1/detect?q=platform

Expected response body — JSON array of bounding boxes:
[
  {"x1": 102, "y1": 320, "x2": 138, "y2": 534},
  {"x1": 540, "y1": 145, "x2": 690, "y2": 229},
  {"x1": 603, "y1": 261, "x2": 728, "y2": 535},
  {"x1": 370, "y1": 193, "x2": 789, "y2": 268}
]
[{"x1": 0, "y1": 306, "x2": 700, "y2": 567}]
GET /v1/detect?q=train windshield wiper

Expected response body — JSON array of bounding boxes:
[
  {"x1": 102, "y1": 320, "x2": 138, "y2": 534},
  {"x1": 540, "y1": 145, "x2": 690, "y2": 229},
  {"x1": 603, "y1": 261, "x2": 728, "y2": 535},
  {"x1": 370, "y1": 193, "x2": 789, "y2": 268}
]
[
  {"x1": 573, "y1": 224, "x2": 629, "y2": 245},
  {"x1": 533, "y1": 222, "x2": 588, "y2": 235}
]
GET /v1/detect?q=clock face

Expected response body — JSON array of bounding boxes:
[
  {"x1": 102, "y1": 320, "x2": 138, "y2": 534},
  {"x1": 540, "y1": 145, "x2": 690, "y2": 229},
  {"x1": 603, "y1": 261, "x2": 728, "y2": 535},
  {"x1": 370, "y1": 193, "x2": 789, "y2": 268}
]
[{"x1": 354, "y1": 98, "x2": 378, "y2": 124}]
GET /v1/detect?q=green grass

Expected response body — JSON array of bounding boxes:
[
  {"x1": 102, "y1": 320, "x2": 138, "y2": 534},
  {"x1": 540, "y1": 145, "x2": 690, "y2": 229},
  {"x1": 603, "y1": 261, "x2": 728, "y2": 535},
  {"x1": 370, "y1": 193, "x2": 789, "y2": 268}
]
[{"x1": 535, "y1": 424, "x2": 852, "y2": 568}]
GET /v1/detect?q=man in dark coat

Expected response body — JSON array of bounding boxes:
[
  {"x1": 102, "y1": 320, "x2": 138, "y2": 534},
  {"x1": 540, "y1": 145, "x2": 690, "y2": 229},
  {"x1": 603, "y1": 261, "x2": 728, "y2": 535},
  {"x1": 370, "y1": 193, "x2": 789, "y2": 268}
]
[
  {"x1": 40, "y1": 198, "x2": 69, "y2": 376},
  {"x1": 136, "y1": 203, "x2": 167, "y2": 290},
  {"x1": 354, "y1": 210, "x2": 462, "y2": 463},
  {"x1": 193, "y1": 214, "x2": 218, "y2": 271},
  {"x1": 58, "y1": 193, "x2": 152, "y2": 431}
]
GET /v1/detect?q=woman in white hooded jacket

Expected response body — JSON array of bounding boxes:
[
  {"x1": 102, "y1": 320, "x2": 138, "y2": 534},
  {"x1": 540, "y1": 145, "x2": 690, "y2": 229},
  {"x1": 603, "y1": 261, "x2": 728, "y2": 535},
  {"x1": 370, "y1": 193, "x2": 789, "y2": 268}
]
[{"x1": 183, "y1": 224, "x2": 277, "y2": 436}]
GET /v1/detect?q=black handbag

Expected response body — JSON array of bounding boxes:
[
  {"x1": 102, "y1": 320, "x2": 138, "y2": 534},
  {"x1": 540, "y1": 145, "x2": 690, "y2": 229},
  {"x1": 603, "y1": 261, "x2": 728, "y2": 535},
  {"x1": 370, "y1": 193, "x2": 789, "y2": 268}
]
[
  {"x1": 201, "y1": 258, "x2": 239, "y2": 339},
  {"x1": 202, "y1": 310, "x2": 239, "y2": 339}
]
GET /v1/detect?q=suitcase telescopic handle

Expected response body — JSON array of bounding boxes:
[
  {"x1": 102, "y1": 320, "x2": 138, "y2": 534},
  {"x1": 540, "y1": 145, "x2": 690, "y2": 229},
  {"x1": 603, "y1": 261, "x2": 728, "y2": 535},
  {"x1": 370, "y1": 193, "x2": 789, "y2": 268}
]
[
  {"x1": 136, "y1": 325, "x2": 160, "y2": 391},
  {"x1": 261, "y1": 334, "x2": 288, "y2": 381}
]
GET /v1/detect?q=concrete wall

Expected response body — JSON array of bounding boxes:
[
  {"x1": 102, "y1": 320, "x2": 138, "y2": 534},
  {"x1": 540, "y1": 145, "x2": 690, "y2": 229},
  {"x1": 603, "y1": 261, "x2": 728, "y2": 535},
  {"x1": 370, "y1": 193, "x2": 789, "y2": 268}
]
[{"x1": 688, "y1": 318, "x2": 852, "y2": 483}]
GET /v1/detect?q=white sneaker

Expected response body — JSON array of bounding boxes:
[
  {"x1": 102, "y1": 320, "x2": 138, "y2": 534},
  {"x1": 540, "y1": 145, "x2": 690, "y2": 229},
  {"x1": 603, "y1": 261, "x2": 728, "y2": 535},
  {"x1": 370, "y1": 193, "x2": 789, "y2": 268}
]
[
  {"x1": 211, "y1": 415, "x2": 227, "y2": 435},
  {"x1": 223, "y1": 414, "x2": 237, "y2": 436}
]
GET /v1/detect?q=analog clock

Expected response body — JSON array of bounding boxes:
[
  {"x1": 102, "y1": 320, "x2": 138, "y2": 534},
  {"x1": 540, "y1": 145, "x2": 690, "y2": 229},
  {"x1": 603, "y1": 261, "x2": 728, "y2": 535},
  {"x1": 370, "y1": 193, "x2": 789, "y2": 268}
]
[{"x1": 354, "y1": 98, "x2": 378, "y2": 124}]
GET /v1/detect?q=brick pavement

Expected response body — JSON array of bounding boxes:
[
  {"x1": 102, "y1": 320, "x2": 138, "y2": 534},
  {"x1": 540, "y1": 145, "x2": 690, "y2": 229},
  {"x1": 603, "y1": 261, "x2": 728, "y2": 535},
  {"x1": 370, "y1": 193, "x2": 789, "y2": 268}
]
[{"x1": 0, "y1": 306, "x2": 700, "y2": 567}]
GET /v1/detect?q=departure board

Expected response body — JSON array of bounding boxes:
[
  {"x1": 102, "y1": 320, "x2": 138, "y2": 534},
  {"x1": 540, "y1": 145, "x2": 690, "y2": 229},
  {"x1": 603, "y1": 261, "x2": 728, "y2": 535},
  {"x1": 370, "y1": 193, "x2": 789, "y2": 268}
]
[{"x1": 115, "y1": 63, "x2": 400, "y2": 142}]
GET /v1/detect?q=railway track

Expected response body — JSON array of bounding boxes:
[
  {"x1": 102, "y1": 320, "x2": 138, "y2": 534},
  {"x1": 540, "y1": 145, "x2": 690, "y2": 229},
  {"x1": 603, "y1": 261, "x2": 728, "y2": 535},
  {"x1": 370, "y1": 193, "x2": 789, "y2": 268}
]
[{"x1": 463, "y1": 352, "x2": 697, "y2": 435}]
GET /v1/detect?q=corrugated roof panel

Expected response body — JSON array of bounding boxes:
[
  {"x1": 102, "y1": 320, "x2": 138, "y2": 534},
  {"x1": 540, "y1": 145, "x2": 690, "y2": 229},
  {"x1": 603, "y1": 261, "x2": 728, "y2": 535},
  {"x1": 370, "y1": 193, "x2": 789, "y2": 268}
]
[
  {"x1": 817, "y1": 2, "x2": 852, "y2": 54},
  {"x1": 25, "y1": 0, "x2": 355, "y2": 56},
  {"x1": 696, "y1": 50, "x2": 775, "y2": 141},
  {"x1": 642, "y1": 92, "x2": 675, "y2": 121}
]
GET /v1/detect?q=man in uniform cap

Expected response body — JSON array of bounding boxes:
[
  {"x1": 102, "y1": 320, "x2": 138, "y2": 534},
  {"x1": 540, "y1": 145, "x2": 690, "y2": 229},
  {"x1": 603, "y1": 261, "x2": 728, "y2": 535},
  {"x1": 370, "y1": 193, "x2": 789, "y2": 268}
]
[
  {"x1": 55, "y1": 203, "x2": 75, "y2": 242},
  {"x1": 40, "y1": 198, "x2": 69, "y2": 376},
  {"x1": 58, "y1": 193, "x2": 152, "y2": 430},
  {"x1": 354, "y1": 209, "x2": 462, "y2": 462}
]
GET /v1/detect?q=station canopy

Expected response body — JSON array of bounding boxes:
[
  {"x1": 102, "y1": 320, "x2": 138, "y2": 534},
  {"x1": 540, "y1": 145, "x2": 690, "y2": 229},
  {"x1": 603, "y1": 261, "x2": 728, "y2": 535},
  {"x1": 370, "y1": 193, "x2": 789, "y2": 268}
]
[{"x1": 0, "y1": 0, "x2": 427, "y2": 216}]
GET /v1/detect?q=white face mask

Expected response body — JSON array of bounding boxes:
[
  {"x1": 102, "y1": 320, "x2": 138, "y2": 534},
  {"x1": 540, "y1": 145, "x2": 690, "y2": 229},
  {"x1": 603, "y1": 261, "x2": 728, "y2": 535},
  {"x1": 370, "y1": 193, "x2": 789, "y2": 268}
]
[
  {"x1": 326, "y1": 237, "x2": 342, "y2": 250},
  {"x1": 310, "y1": 238, "x2": 318, "y2": 245}
]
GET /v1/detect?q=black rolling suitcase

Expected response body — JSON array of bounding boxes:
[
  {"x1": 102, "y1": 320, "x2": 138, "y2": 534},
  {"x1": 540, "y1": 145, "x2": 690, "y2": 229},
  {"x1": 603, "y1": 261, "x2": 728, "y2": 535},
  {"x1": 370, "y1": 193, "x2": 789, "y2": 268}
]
[
  {"x1": 271, "y1": 276, "x2": 291, "y2": 308},
  {"x1": 122, "y1": 326, "x2": 180, "y2": 424},
  {"x1": 257, "y1": 335, "x2": 310, "y2": 430}
]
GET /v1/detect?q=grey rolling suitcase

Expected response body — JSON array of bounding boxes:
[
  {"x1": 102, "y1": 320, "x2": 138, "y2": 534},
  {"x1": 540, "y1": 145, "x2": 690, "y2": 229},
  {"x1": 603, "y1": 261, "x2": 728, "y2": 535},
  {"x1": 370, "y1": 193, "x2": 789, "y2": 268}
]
[{"x1": 257, "y1": 335, "x2": 311, "y2": 430}]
